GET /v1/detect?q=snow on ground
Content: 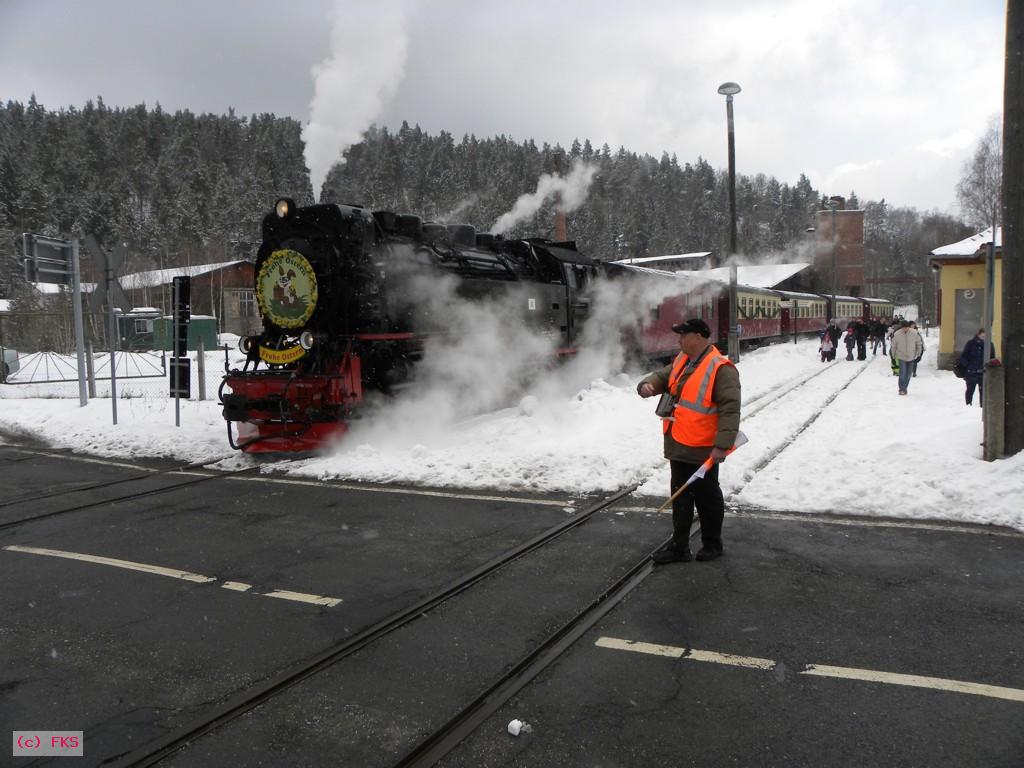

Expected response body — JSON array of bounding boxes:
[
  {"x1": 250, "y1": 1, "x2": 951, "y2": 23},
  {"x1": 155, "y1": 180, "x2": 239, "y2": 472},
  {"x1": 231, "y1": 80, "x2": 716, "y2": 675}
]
[{"x1": 0, "y1": 331, "x2": 1021, "y2": 531}]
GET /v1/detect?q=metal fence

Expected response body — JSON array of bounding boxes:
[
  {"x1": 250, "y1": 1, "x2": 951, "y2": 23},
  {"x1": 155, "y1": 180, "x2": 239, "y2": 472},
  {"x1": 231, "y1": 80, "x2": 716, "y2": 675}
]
[{"x1": 0, "y1": 310, "x2": 243, "y2": 399}]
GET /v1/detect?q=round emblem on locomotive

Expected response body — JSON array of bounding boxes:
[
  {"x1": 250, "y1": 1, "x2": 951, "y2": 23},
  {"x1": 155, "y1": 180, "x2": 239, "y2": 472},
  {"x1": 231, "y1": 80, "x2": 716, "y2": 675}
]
[{"x1": 256, "y1": 249, "x2": 318, "y2": 328}]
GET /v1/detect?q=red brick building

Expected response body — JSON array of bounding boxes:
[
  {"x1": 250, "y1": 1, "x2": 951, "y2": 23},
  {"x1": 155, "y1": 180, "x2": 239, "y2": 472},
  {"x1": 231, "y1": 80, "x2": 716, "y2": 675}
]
[{"x1": 815, "y1": 196, "x2": 866, "y2": 296}]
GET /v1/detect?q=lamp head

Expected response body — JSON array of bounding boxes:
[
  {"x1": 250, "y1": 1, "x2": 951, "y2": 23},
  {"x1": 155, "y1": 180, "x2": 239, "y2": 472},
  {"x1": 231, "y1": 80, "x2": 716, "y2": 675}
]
[{"x1": 717, "y1": 82, "x2": 742, "y2": 96}]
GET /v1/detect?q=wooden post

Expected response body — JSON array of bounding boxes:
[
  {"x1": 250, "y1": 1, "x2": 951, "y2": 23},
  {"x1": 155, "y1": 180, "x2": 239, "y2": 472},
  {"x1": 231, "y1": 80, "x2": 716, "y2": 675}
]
[
  {"x1": 1003, "y1": 0, "x2": 1024, "y2": 455},
  {"x1": 984, "y1": 364, "x2": 1005, "y2": 461}
]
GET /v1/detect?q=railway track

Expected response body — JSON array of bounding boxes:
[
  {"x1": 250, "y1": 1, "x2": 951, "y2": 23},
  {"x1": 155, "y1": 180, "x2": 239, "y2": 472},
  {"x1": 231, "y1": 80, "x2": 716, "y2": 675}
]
[
  {"x1": 4, "y1": 361, "x2": 873, "y2": 766},
  {"x1": 728, "y1": 359, "x2": 875, "y2": 498},
  {"x1": 0, "y1": 446, "x2": 265, "y2": 532},
  {"x1": 96, "y1": 483, "x2": 644, "y2": 767}
]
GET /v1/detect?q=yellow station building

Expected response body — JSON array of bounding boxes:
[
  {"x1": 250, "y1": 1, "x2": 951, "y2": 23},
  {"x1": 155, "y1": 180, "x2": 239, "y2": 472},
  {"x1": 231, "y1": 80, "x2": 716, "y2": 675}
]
[{"x1": 929, "y1": 227, "x2": 1003, "y2": 370}]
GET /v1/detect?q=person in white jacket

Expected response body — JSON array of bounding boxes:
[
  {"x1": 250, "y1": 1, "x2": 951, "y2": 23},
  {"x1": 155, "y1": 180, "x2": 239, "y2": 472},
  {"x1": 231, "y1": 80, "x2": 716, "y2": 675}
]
[{"x1": 891, "y1": 321, "x2": 924, "y2": 395}]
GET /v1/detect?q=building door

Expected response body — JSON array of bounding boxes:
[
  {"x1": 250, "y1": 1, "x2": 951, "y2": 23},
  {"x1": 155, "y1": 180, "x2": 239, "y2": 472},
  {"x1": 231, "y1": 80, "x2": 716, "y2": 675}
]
[{"x1": 954, "y1": 288, "x2": 983, "y2": 354}]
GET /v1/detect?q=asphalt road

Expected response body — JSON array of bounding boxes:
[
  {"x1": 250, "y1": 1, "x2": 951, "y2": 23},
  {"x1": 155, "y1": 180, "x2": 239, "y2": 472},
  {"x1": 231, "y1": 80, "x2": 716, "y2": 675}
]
[{"x1": 1, "y1": 445, "x2": 1021, "y2": 767}]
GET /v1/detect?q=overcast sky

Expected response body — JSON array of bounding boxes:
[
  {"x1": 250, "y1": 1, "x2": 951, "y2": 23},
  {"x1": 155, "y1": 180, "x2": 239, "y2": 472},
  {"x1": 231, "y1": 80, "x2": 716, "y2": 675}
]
[{"x1": 0, "y1": 0, "x2": 1007, "y2": 215}]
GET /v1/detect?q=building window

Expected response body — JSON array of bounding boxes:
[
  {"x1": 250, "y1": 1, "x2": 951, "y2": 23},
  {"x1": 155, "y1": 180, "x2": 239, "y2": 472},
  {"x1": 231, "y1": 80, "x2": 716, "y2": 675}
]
[{"x1": 239, "y1": 290, "x2": 255, "y2": 317}]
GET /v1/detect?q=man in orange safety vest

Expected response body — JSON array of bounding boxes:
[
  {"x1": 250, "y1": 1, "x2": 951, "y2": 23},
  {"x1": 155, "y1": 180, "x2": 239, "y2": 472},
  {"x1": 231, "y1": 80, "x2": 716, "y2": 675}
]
[{"x1": 637, "y1": 317, "x2": 742, "y2": 564}]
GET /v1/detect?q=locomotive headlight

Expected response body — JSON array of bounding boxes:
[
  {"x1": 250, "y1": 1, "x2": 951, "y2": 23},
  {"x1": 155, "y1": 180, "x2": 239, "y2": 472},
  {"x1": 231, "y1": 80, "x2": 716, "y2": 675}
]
[
  {"x1": 239, "y1": 336, "x2": 255, "y2": 353},
  {"x1": 299, "y1": 330, "x2": 315, "y2": 350},
  {"x1": 275, "y1": 198, "x2": 295, "y2": 219}
]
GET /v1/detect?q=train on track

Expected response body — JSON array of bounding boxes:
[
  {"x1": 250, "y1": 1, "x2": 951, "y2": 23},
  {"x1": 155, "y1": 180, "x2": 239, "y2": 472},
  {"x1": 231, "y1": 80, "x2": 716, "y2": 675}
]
[{"x1": 220, "y1": 198, "x2": 893, "y2": 453}]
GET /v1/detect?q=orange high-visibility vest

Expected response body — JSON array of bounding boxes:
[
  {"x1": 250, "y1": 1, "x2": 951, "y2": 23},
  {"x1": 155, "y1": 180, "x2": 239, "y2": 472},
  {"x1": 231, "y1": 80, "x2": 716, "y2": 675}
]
[{"x1": 662, "y1": 345, "x2": 732, "y2": 447}]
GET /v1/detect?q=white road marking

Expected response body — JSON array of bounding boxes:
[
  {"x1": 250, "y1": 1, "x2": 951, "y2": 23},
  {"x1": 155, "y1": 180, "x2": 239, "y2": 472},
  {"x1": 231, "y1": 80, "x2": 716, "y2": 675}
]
[
  {"x1": 596, "y1": 636, "x2": 1024, "y2": 703},
  {"x1": 3, "y1": 545, "x2": 342, "y2": 608},
  {"x1": 801, "y1": 664, "x2": 1024, "y2": 702},
  {"x1": 4, "y1": 545, "x2": 216, "y2": 583},
  {"x1": 23, "y1": 449, "x2": 570, "y2": 508},
  {"x1": 224, "y1": 474, "x2": 568, "y2": 507},
  {"x1": 12, "y1": 447, "x2": 1020, "y2": 535},
  {"x1": 261, "y1": 590, "x2": 342, "y2": 607},
  {"x1": 612, "y1": 506, "x2": 1023, "y2": 538},
  {"x1": 8, "y1": 448, "x2": 157, "y2": 472},
  {"x1": 595, "y1": 637, "x2": 774, "y2": 669}
]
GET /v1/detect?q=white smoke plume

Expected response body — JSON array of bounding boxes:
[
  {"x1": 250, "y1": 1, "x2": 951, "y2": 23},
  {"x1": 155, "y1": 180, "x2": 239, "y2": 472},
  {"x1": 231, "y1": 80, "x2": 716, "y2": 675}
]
[
  {"x1": 490, "y1": 160, "x2": 598, "y2": 235},
  {"x1": 437, "y1": 194, "x2": 480, "y2": 223},
  {"x1": 303, "y1": 1, "x2": 411, "y2": 201},
  {"x1": 338, "y1": 272, "x2": 558, "y2": 450}
]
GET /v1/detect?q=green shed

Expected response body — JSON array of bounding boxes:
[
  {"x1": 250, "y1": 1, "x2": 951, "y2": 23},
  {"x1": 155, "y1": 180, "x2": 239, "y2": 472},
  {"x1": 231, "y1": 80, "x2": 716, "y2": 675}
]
[{"x1": 152, "y1": 315, "x2": 219, "y2": 351}]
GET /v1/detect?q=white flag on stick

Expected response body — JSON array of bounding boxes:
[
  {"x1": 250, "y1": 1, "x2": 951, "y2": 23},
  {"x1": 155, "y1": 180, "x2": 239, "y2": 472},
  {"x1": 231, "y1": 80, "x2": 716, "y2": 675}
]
[{"x1": 657, "y1": 431, "x2": 749, "y2": 513}]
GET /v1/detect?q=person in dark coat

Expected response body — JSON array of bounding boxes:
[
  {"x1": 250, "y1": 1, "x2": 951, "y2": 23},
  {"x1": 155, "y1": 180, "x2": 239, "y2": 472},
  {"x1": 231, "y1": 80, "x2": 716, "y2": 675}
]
[
  {"x1": 959, "y1": 328, "x2": 996, "y2": 406},
  {"x1": 826, "y1": 321, "x2": 841, "y2": 361},
  {"x1": 855, "y1": 320, "x2": 868, "y2": 360},
  {"x1": 871, "y1": 320, "x2": 888, "y2": 355},
  {"x1": 844, "y1": 325, "x2": 856, "y2": 360}
]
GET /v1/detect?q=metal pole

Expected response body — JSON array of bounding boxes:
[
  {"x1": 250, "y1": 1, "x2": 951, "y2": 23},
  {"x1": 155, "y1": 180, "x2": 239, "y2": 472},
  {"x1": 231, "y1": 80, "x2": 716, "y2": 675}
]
[
  {"x1": 197, "y1": 336, "x2": 206, "y2": 401},
  {"x1": 70, "y1": 239, "x2": 88, "y2": 406},
  {"x1": 725, "y1": 93, "x2": 739, "y2": 363},
  {"x1": 86, "y1": 342, "x2": 96, "y2": 399},
  {"x1": 831, "y1": 204, "x2": 838, "y2": 319},
  {"x1": 173, "y1": 280, "x2": 181, "y2": 428},
  {"x1": 106, "y1": 264, "x2": 118, "y2": 425},
  {"x1": 726, "y1": 96, "x2": 738, "y2": 257}
]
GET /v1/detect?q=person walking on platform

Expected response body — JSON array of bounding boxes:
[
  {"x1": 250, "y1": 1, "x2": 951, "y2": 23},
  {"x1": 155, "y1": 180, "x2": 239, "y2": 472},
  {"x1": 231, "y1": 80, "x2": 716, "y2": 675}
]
[
  {"x1": 855, "y1": 320, "x2": 869, "y2": 360},
  {"x1": 826, "y1": 321, "x2": 841, "y2": 361},
  {"x1": 844, "y1": 325, "x2": 856, "y2": 360},
  {"x1": 891, "y1": 320, "x2": 924, "y2": 395},
  {"x1": 871, "y1": 320, "x2": 888, "y2": 356},
  {"x1": 637, "y1": 318, "x2": 741, "y2": 565},
  {"x1": 910, "y1": 321, "x2": 924, "y2": 376},
  {"x1": 819, "y1": 329, "x2": 834, "y2": 362},
  {"x1": 959, "y1": 328, "x2": 996, "y2": 406}
]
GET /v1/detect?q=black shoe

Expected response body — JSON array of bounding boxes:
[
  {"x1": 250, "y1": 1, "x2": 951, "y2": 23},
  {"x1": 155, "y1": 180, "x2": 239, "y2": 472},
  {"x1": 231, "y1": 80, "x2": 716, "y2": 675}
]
[
  {"x1": 652, "y1": 543, "x2": 693, "y2": 564},
  {"x1": 695, "y1": 547, "x2": 724, "y2": 562}
]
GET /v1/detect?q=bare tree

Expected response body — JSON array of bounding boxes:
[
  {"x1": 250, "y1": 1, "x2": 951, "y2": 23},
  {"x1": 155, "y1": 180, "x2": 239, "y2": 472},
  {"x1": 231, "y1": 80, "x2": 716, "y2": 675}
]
[{"x1": 956, "y1": 116, "x2": 1002, "y2": 230}]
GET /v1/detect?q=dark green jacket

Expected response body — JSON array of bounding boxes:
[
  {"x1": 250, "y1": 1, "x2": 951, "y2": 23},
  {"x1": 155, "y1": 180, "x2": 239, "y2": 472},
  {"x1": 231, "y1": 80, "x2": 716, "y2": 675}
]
[{"x1": 637, "y1": 345, "x2": 742, "y2": 464}]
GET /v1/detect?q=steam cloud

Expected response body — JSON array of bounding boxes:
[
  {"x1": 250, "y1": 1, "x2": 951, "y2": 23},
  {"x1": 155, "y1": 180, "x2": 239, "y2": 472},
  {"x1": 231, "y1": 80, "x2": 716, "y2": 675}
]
[
  {"x1": 490, "y1": 160, "x2": 598, "y2": 235},
  {"x1": 303, "y1": 1, "x2": 411, "y2": 200},
  {"x1": 334, "y1": 264, "x2": 725, "y2": 456}
]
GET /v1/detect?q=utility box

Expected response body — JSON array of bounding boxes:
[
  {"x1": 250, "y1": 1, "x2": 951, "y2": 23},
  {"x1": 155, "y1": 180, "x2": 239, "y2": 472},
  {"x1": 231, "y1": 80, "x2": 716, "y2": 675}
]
[{"x1": 153, "y1": 315, "x2": 218, "y2": 351}]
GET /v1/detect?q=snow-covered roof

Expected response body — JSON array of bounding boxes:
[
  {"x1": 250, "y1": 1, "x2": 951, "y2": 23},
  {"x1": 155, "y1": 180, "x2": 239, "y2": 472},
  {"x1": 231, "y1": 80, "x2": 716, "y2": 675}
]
[
  {"x1": 930, "y1": 227, "x2": 1001, "y2": 257},
  {"x1": 611, "y1": 262, "x2": 810, "y2": 289},
  {"x1": 611, "y1": 252, "x2": 711, "y2": 266},
  {"x1": 688, "y1": 263, "x2": 810, "y2": 288},
  {"x1": 119, "y1": 260, "x2": 249, "y2": 290}
]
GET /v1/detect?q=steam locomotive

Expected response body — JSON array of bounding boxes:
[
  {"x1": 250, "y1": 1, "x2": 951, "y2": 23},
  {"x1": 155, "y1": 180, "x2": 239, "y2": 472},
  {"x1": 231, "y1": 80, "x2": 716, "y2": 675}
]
[
  {"x1": 220, "y1": 198, "x2": 894, "y2": 453},
  {"x1": 220, "y1": 198, "x2": 598, "y2": 452}
]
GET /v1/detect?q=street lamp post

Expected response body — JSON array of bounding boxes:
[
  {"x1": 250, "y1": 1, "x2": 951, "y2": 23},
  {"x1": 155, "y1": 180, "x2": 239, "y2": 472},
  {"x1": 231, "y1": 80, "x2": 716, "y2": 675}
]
[{"x1": 718, "y1": 81, "x2": 741, "y2": 363}]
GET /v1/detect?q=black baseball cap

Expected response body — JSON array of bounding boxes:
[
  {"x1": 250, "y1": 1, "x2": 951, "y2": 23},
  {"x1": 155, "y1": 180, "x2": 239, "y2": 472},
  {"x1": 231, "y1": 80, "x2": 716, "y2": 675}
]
[{"x1": 671, "y1": 318, "x2": 711, "y2": 337}]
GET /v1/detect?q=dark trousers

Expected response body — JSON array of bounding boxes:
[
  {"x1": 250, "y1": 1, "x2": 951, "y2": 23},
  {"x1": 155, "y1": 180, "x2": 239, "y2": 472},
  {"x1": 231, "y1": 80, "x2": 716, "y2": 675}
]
[
  {"x1": 669, "y1": 460, "x2": 724, "y2": 552},
  {"x1": 965, "y1": 376, "x2": 983, "y2": 405}
]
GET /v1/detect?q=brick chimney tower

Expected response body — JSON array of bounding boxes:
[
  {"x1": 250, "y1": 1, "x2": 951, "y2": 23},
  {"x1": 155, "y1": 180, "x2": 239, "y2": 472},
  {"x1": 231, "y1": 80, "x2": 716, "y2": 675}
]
[{"x1": 552, "y1": 207, "x2": 569, "y2": 240}]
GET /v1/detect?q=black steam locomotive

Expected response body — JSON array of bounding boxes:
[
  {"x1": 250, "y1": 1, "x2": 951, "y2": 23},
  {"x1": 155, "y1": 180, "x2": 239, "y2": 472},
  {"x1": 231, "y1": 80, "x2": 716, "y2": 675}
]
[{"x1": 220, "y1": 198, "x2": 596, "y2": 452}]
